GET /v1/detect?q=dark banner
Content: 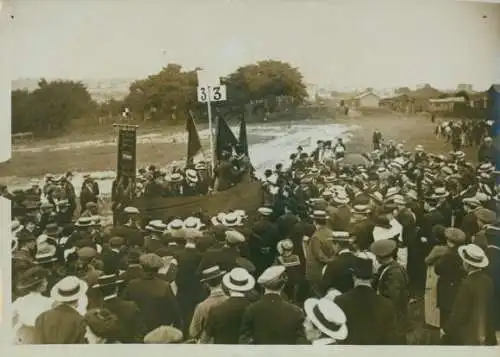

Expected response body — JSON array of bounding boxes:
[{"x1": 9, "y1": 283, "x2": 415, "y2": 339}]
[{"x1": 117, "y1": 128, "x2": 137, "y2": 178}]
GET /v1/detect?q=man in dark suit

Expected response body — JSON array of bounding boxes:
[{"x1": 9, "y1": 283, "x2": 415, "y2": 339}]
[
  {"x1": 335, "y1": 257, "x2": 398, "y2": 345},
  {"x1": 175, "y1": 233, "x2": 205, "y2": 336},
  {"x1": 80, "y1": 174, "x2": 100, "y2": 213},
  {"x1": 93, "y1": 274, "x2": 145, "y2": 343},
  {"x1": 203, "y1": 268, "x2": 254, "y2": 344},
  {"x1": 33, "y1": 276, "x2": 87, "y2": 344},
  {"x1": 322, "y1": 232, "x2": 357, "y2": 294},
  {"x1": 122, "y1": 253, "x2": 183, "y2": 334},
  {"x1": 101, "y1": 236, "x2": 126, "y2": 274},
  {"x1": 442, "y1": 244, "x2": 497, "y2": 345},
  {"x1": 247, "y1": 208, "x2": 280, "y2": 277},
  {"x1": 371, "y1": 239, "x2": 409, "y2": 344},
  {"x1": 239, "y1": 266, "x2": 307, "y2": 344},
  {"x1": 434, "y1": 228, "x2": 466, "y2": 327},
  {"x1": 198, "y1": 230, "x2": 244, "y2": 273}
]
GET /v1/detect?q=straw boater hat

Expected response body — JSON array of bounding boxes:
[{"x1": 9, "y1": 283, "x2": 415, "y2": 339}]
[
  {"x1": 166, "y1": 219, "x2": 185, "y2": 237},
  {"x1": 415, "y1": 145, "x2": 424, "y2": 152},
  {"x1": 258, "y1": 265, "x2": 287, "y2": 289},
  {"x1": 211, "y1": 212, "x2": 226, "y2": 226},
  {"x1": 430, "y1": 187, "x2": 449, "y2": 199},
  {"x1": 146, "y1": 220, "x2": 167, "y2": 234},
  {"x1": 233, "y1": 209, "x2": 248, "y2": 220},
  {"x1": 310, "y1": 210, "x2": 328, "y2": 220},
  {"x1": 184, "y1": 216, "x2": 204, "y2": 230},
  {"x1": 277, "y1": 239, "x2": 294, "y2": 256},
  {"x1": 351, "y1": 203, "x2": 371, "y2": 215},
  {"x1": 94, "y1": 273, "x2": 125, "y2": 288},
  {"x1": 168, "y1": 173, "x2": 183, "y2": 183},
  {"x1": 51, "y1": 276, "x2": 88, "y2": 303},
  {"x1": 257, "y1": 207, "x2": 273, "y2": 217},
  {"x1": 332, "y1": 192, "x2": 350, "y2": 205},
  {"x1": 123, "y1": 206, "x2": 140, "y2": 215},
  {"x1": 221, "y1": 212, "x2": 243, "y2": 227},
  {"x1": 185, "y1": 169, "x2": 199, "y2": 183},
  {"x1": 222, "y1": 267, "x2": 255, "y2": 292},
  {"x1": 75, "y1": 217, "x2": 93, "y2": 228},
  {"x1": 200, "y1": 265, "x2": 226, "y2": 282},
  {"x1": 458, "y1": 244, "x2": 489, "y2": 269},
  {"x1": 304, "y1": 298, "x2": 348, "y2": 341}
]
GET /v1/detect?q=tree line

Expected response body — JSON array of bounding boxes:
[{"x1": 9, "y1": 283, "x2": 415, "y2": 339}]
[{"x1": 11, "y1": 60, "x2": 308, "y2": 137}]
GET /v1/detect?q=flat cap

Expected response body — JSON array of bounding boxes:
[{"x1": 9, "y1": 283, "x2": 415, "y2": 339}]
[
  {"x1": 258, "y1": 265, "x2": 286, "y2": 287},
  {"x1": 77, "y1": 246, "x2": 97, "y2": 260},
  {"x1": 225, "y1": 230, "x2": 245, "y2": 245},
  {"x1": 144, "y1": 325, "x2": 183, "y2": 344},
  {"x1": 474, "y1": 208, "x2": 496, "y2": 224},
  {"x1": 370, "y1": 239, "x2": 397, "y2": 258},
  {"x1": 444, "y1": 227, "x2": 466, "y2": 245},
  {"x1": 109, "y1": 236, "x2": 124, "y2": 247},
  {"x1": 139, "y1": 253, "x2": 164, "y2": 269}
]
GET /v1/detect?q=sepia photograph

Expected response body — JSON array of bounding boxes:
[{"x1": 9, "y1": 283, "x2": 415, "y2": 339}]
[{"x1": 1, "y1": 0, "x2": 499, "y2": 349}]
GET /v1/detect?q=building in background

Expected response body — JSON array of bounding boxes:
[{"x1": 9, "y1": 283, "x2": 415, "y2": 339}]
[{"x1": 344, "y1": 91, "x2": 380, "y2": 108}]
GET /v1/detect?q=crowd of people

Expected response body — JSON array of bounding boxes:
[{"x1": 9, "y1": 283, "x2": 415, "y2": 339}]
[{"x1": 8, "y1": 123, "x2": 500, "y2": 346}]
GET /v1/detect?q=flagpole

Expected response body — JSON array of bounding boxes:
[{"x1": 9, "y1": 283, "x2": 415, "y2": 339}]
[{"x1": 207, "y1": 85, "x2": 215, "y2": 173}]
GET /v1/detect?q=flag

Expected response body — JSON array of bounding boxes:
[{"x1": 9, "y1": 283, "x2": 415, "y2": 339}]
[
  {"x1": 186, "y1": 110, "x2": 202, "y2": 165},
  {"x1": 238, "y1": 116, "x2": 249, "y2": 157},
  {"x1": 215, "y1": 116, "x2": 238, "y2": 161}
]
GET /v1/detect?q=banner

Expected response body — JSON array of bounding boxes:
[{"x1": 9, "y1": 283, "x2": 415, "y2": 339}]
[
  {"x1": 215, "y1": 117, "x2": 238, "y2": 161},
  {"x1": 117, "y1": 127, "x2": 137, "y2": 178},
  {"x1": 186, "y1": 110, "x2": 202, "y2": 165},
  {"x1": 239, "y1": 116, "x2": 249, "y2": 157}
]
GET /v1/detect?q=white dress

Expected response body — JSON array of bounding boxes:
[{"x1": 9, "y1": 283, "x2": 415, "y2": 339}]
[{"x1": 12, "y1": 292, "x2": 54, "y2": 344}]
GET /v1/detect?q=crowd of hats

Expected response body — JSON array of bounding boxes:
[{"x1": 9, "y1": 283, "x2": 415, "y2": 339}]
[{"x1": 7, "y1": 125, "x2": 500, "y2": 345}]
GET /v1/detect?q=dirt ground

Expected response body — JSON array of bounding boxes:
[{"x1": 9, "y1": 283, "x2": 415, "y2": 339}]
[{"x1": 0, "y1": 112, "x2": 474, "y2": 180}]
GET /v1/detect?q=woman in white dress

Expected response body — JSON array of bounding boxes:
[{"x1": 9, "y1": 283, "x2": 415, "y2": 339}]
[{"x1": 12, "y1": 267, "x2": 54, "y2": 344}]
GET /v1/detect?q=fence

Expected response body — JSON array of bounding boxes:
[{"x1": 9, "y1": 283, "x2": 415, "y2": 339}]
[{"x1": 12, "y1": 132, "x2": 34, "y2": 146}]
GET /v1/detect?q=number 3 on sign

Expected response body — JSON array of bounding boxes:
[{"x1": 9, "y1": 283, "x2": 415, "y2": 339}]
[
  {"x1": 197, "y1": 86, "x2": 208, "y2": 103},
  {"x1": 210, "y1": 85, "x2": 226, "y2": 102}
]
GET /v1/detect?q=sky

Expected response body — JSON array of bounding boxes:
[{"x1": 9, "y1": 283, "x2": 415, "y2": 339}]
[{"x1": 1, "y1": 0, "x2": 500, "y2": 91}]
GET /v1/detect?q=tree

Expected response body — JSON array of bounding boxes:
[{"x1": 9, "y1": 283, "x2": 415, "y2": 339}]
[
  {"x1": 223, "y1": 60, "x2": 307, "y2": 117},
  {"x1": 124, "y1": 64, "x2": 198, "y2": 122},
  {"x1": 11, "y1": 79, "x2": 95, "y2": 136}
]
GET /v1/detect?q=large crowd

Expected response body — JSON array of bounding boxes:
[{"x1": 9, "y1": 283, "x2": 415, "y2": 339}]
[{"x1": 7, "y1": 122, "x2": 500, "y2": 345}]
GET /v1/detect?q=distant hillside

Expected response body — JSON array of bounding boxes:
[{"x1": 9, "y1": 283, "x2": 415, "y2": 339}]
[{"x1": 11, "y1": 78, "x2": 135, "y2": 103}]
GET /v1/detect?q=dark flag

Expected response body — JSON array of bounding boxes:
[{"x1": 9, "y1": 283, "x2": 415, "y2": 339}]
[
  {"x1": 215, "y1": 116, "x2": 238, "y2": 160},
  {"x1": 238, "y1": 116, "x2": 249, "y2": 156},
  {"x1": 186, "y1": 110, "x2": 202, "y2": 165}
]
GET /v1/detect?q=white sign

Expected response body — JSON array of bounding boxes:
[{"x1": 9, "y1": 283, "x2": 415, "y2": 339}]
[
  {"x1": 196, "y1": 69, "x2": 220, "y2": 87},
  {"x1": 197, "y1": 85, "x2": 227, "y2": 103}
]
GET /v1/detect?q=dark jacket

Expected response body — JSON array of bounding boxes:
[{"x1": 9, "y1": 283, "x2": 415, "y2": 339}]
[
  {"x1": 204, "y1": 296, "x2": 252, "y2": 344},
  {"x1": 444, "y1": 270, "x2": 497, "y2": 345},
  {"x1": 434, "y1": 246, "x2": 465, "y2": 310},
  {"x1": 33, "y1": 304, "x2": 86, "y2": 344},
  {"x1": 239, "y1": 293, "x2": 307, "y2": 345},
  {"x1": 103, "y1": 296, "x2": 145, "y2": 343},
  {"x1": 198, "y1": 245, "x2": 240, "y2": 274},
  {"x1": 122, "y1": 273, "x2": 183, "y2": 333},
  {"x1": 373, "y1": 260, "x2": 409, "y2": 342},
  {"x1": 335, "y1": 285, "x2": 398, "y2": 345},
  {"x1": 322, "y1": 251, "x2": 356, "y2": 294}
]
